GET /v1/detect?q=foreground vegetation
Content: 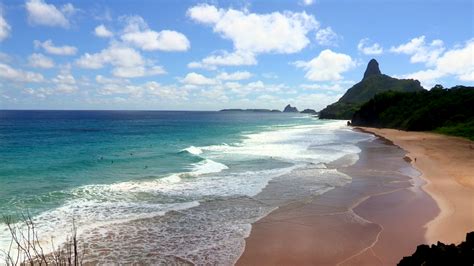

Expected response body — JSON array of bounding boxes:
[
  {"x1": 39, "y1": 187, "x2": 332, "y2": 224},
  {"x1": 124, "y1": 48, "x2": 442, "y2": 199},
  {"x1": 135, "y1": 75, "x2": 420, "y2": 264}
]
[
  {"x1": 399, "y1": 232, "x2": 474, "y2": 265},
  {"x1": 1, "y1": 214, "x2": 82, "y2": 265},
  {"x1": 351, "y1": 85, "x2": 474, "y2": 140}
]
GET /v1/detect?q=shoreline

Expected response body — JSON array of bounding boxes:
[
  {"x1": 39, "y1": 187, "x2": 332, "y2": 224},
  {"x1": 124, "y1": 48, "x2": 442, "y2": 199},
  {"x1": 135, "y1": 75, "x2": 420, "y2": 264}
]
[
  {"x1": 237, "y1": 131, "x2": 438, "y2": 265},
  {"x1": 355, "y1": 127, "x2": 474, "y2": 245}
]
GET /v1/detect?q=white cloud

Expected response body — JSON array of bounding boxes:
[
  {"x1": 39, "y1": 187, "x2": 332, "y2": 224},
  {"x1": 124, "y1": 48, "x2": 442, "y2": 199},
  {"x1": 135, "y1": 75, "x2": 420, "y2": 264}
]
[
  {"x1": 0, "y1": 11, "x2": 11, "y2": 42},
  {"x1": 188, "y1": 50, "x2": 256, "y2": 69},
  {"x1": 181, "y1": 72, "x2": 216, "y2": 85},
  {"x1": 94, "y1": 78, "x2": 189, "y2": 101},
  {"x1": 390, "y1": 36, "x2": 445, "y2": 66},
  {"x1": 186, "y1": 4, "x2": 221, "y2": 24},
  {"x1": 229, "y1": 80, "x2": 287, "y2": 97},
  {"x1": 95, "y1": 75, "x2": 127, "y2": 85},
  {"x1": 187, "y1": 4, "x2": 318, "y2": 54},
  {"x1": 224, "y1": 81, "x2": 242, "y2": 90},
  {"x1": 76, "y1": 44, "x2": 166, "y2": 78},
  {"x1": 302, "y1": 0, "x2": 314, "y2": 6},
  {"x1": 121, "y1": 16, "x2": 190, "y2": 51},
  {"x1": 34, "y1": 39, "x2": 77, "y2": 55},
  {"x1": 216, "y1": 71, "x2": 252, "y2": 80},
  {"x1": 401, "y1": 40, "x2": 474, "y2": 86},
  {"x1": 23, "y1": 87, "x2": 54, "y2": 98},
  {"x1": 98, "y1": 84, "x2": 142, "y2": 96},
  {"x1": 187, "y1": 4, "x2": 318, "y2": 68},
  {"x1": 315, "y1": 27, "x2": 339, "y2": 46},
  {"x1": 25, "y1": 0, "x2": 76, "y2": 28},
  {"x1": 294, "y1": 49, "x2": 355, "y2": 81},
  {"x1": 199, "y1": 87, "x2": 228, "y2": 102},
  {"x1": 28, "y1": 53, "x2": 55, "y2": 68},
  {"x1": 146, "y1": 82, "x2": 189, "y2": 101},
  {"x1": 52, "y1": 68, "x2": 77, "y2": 93},
  {"x1": 300, "y1": 82, "x2": 349, "y2": 92},
  {"x1": 291, "y1": 92, "x2": 341, "y2": 111},
  {"x1": 94, "y1": 24, "x2": 113, "y2": 38},
  {"x1": 0, "y1": 63, "x2": 44, "y2": 82},
  {"x1": 246, "y1": 80, "x2": 265, "y2": 89},
  {"x1": 357, "y1": 38, "x2": 383, "y2": 55}
]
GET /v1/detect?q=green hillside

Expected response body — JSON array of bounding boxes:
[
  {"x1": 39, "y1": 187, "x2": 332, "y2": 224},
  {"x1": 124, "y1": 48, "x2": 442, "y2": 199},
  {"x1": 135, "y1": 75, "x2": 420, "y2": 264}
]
[{"x1": 351, "y1": 86, "x2": 474, "y2": 140}]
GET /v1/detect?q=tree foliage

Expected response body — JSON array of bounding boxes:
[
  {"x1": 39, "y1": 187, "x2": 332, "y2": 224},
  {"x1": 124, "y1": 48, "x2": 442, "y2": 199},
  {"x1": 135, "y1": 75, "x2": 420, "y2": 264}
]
[{"x1": 352, "y1": 86, "x2": 474, "y2": 140}]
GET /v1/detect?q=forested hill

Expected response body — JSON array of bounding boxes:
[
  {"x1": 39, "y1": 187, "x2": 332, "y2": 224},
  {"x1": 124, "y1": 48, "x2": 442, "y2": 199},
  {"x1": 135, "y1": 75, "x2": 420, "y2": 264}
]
[
  {"x1": 351, "y1": 85, "x2": 474, "y2": 140},
  {"x1": 319, "y1": 59, "x2": 425, "y2": 119}
]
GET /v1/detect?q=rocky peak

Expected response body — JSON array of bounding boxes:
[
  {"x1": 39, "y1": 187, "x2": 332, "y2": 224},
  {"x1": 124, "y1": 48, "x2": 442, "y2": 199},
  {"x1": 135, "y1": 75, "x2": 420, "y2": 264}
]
[
  {"x1": 283, "y1": 104, "x2": 298, "y2": 112},
  {"x1": 363, "y1": 59, "x2": 382, "y2": 79}
]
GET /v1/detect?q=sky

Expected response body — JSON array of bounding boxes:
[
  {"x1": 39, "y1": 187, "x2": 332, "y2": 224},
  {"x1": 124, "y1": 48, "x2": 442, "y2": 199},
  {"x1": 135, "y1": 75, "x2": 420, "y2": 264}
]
[{"x1": 0, "y1": 0, "x2": 472, "y2": 111}]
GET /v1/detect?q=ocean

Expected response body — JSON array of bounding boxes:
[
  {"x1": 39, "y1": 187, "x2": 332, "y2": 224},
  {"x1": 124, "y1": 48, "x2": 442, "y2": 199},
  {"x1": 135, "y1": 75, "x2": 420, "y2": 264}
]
[{"x1": 0, "y1": 110, "x2": 373, "y2": 264}]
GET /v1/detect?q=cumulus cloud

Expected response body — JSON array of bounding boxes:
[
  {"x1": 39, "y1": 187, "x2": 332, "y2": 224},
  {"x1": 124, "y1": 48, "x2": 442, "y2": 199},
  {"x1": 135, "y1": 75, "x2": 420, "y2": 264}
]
[
  {"x1": 120, "y1": 16, "x2": 190, "y2": 51},
  {"x1": 28, "y1": 53, "x2": 55, "y2": 68},
  {"x1": 0, "y1": 63, "x2": 44, "y2": 82},
  {"x1": 34, "y1": 39, "x2": 77, "y2": 55},
  {"x1": 76, "y1": 44, "x2": 166, "y2": 78},
  {"x1": 390, "y1": 36, "x2": 445, "y2": 66},
  {"x1": 52, "y1": 68, "x2": 77, "y2": 93},
  {"x1": 146, "y1": 82, "x2": 189, "y2": 101},
  {"x1": 293, "y1": 49, "x2": 355, "y2": 81},
  {"x1": 200, "y1": 87, "x2": 229, "y2": 102},
  {"x1": 302, "y1": 0, "x2": 315, "y2": 5},
  {"x1": 181, "y1": 72, "x2": 216, "y2": 85},
  {"x1": 94, "y1": 24, "x2": 113, "y2": 38},
  {"x1": 95, "y1": 77, "x2": 189, "y2": 101},
  {"x1": 25, "y1": 0, "x2": 76, "y2": 28},
  {"x1": 187, "y1": 4, "x2": 318, "y2": 67},
  {"x1": 357, "y1": 38, "x2": 383, "y2": 55},
  {"x1": 216, "y1": 71, "x2": 252, "y2": 80},
  {"x1": 0, "y1": 11, "x2": 11, "y2": 42},
  {"x1": 315, "y1": 27, "x2": 339, "y2": 46},
  {"x1": 400, "y1": 40, "x2": 474, "y2": 86},
  {"x1": 300, "y1": 81, "x2": 352, "y2": 92},
  {"x1": 188, "y1": 50, "x2": 256, "y2": 69},
  {"x1": 188, "y1": 4, "x2": 318, "y2": 54},
  {"x1": 226, "y1": 80, "x2": 287, "y2": 97}
]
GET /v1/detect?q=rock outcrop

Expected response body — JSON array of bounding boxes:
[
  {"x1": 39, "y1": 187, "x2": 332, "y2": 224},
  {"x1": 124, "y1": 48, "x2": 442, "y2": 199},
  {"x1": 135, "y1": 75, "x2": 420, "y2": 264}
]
[
  {"x1": 300, "y1": 109, "x2": 317, "y2": 115},
  {"x1": 319, "y1": 59, "x2": 425, "y2": 119},
  {"x1": 283, "y1": 104, "x2": 298, "y2": 112}
]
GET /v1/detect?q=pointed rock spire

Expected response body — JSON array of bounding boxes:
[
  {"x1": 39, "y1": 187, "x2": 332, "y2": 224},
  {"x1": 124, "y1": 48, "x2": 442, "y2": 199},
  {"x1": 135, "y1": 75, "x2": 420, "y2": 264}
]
[{"x1": 363, "y1": 59, "x2": 382, "y2": 79}]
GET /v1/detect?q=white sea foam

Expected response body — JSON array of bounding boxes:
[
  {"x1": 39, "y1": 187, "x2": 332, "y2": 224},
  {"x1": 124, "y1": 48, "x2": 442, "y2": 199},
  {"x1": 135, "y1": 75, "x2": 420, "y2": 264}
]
[
  {"x1": 182, "y1": 145, "x2": 203, "y2": 155},
  {"x1": 200, "y1": 120, "x2": 366, "y2": 165},
  {"x1": 0, "y1": 199, "x2": 199, "y2": 261},
  {"x1": 0, "y1": 119, "x2": 375, "y2": 263}
]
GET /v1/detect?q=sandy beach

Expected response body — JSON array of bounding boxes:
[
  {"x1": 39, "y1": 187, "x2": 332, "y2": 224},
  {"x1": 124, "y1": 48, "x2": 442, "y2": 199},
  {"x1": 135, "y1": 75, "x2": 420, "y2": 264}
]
[
  {"x1": 357, "y1": 128, "x2": 474, "y2": 245},
  {"x1": 237, "y1": 128, "x2": 474, "y2": 265}
]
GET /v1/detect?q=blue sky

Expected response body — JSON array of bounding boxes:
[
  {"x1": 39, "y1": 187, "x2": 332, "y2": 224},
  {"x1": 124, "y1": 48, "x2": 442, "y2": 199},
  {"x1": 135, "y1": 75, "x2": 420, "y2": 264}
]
[{"x1": 0, "y1": 0, "x2": 472, "y2": 110}]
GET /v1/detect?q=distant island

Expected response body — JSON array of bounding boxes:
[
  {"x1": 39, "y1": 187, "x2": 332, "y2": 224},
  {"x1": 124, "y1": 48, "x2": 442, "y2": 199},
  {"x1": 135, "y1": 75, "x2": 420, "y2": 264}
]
[
  {"x1": 220, "y1": 108, "x2": 281, "y2": 112},
  {"x1": 300, "y1": 109, "x2": 318, "y2": 115},
  {"x1": 219, "y1": 105, "x2": 318, "y2": 115},
  {"x1": 283, "y1": 104, "x2": 298, "y2": 113},
  {"x1": 319, "y1": 59, "x2": 424, "y2": 119}
]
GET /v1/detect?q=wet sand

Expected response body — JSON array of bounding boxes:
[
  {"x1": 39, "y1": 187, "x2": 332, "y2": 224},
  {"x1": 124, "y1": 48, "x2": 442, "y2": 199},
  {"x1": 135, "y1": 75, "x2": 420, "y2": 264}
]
[
  {"x1": 237, "y1": 135, "x2": 438, "y2": 265},
  {"x1": 357, "y1": 128, "x2": 474, "y2": 245}
]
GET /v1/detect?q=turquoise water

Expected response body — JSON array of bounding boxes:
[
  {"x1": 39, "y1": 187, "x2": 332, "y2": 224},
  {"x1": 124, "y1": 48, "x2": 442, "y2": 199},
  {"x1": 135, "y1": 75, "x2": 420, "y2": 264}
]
[
  {"x1": 0, "y1": 111, "x2": 310, "y2": 215},
  {"x1": 0, "y1": 110, "x2": 370, "y2": 263}
]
